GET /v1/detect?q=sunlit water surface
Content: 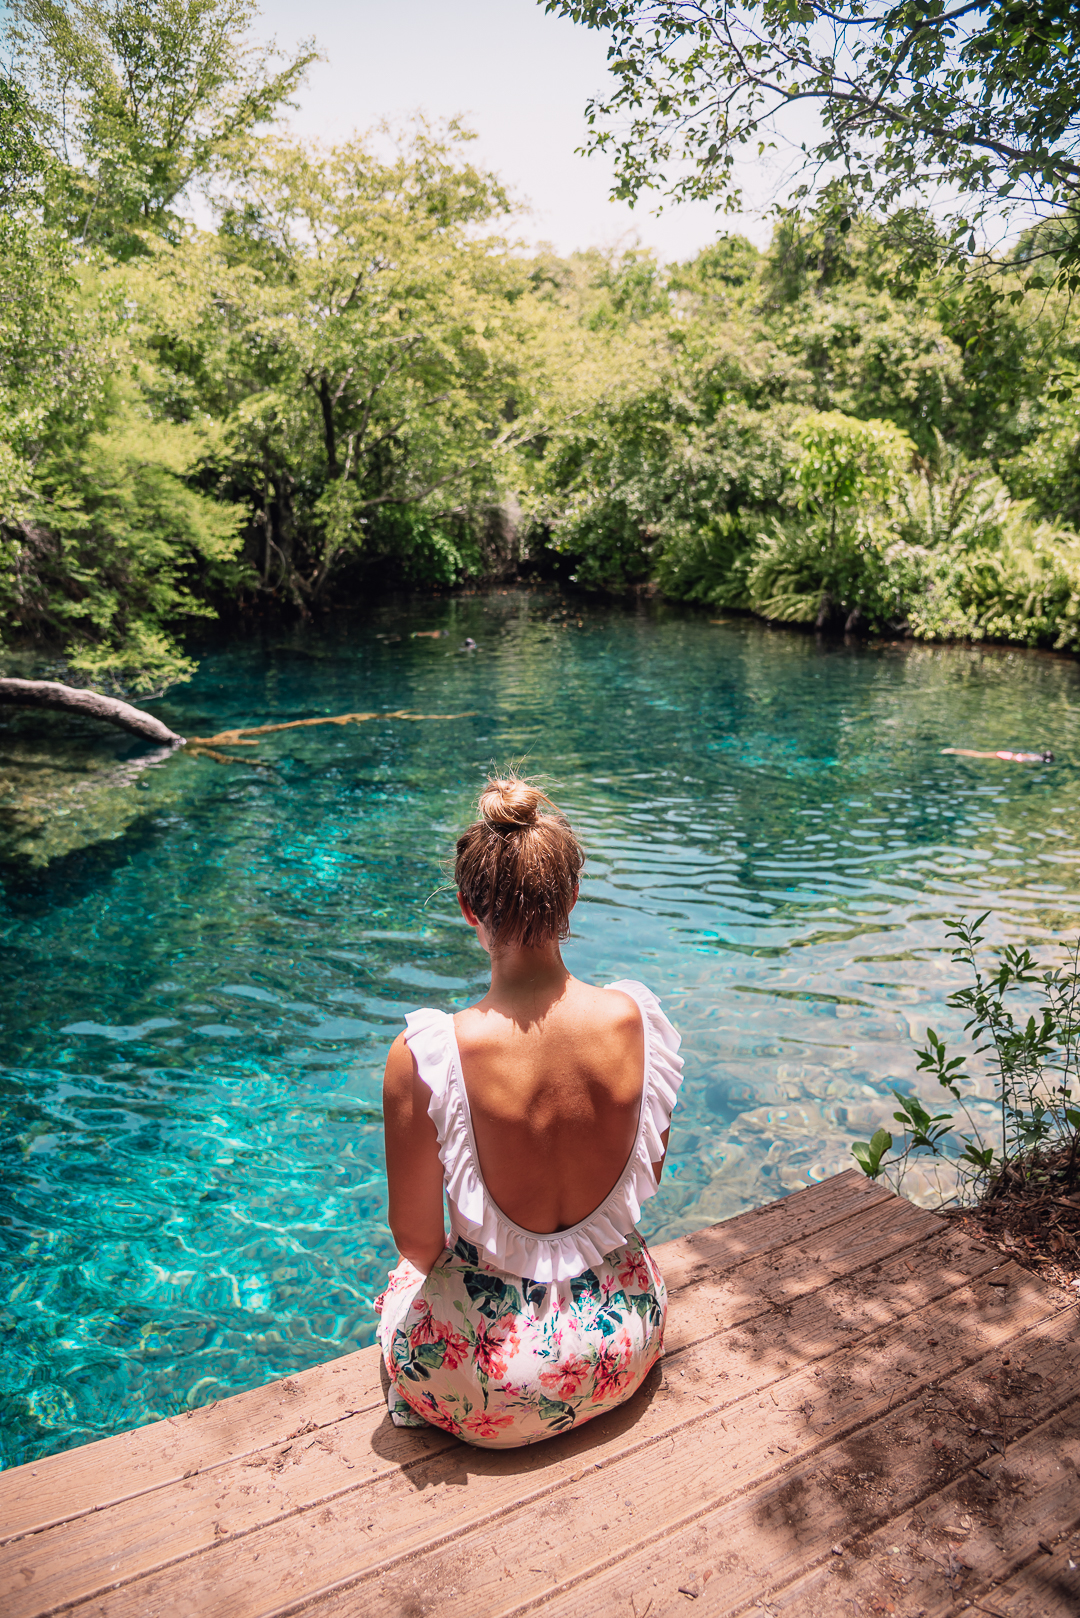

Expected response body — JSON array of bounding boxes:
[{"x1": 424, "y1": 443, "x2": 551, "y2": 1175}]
[{"x1": 2, "y1": 591, "x2": 1079, "y2": 1466}]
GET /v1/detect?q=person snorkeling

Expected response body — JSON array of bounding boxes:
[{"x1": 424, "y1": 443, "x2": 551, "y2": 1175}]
[{"x1": 941, "y1": 748, "x2": 1054, "y2": 763}]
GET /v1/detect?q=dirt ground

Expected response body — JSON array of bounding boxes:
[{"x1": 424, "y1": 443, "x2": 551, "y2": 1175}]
[{"x1": 941, "y1": 1143, "x2": 1080, "y2": 1299}]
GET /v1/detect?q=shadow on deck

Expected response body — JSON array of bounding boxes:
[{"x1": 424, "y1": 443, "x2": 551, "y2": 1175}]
[{"x1": 2, "y1": 1171, "x2": 1078, "y2": 1616}]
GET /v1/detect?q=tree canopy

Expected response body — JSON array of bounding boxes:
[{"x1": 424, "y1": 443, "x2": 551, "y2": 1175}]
[
  {"x1": 5, "y1": 0, "x2": 317, "y2": 250},
  {"x1": 546, "y1": 2, "x2": 1080, "y2": 282},
  {"x1": 1, "y1": 0, "x2": 1080, "y2": 693}
]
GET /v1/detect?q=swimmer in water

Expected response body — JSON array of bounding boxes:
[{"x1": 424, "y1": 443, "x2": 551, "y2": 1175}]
[{"x1": 941, "y1": 747, "x2": 1054, "y2": 763}]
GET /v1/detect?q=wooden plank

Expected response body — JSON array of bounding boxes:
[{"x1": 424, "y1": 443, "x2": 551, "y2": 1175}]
[
  {"x1": 763, "y1": 1405, "x2": 1080, "y2": 1618},
  {"x1": 0, "y1": 1350, "x2": 389, "y2": 1545},
  {"x1": 508, "y1": 1305, "x2": 1077, "y2": 1618},
  {"x1": 34, "y1": 1258, "x2": 1065, "y2": 1618},
  {"x1": 656, "y1": 1169, "x2": 895, "y2": 1293},
  {"x1": 0, "y1": 1217, "x2": 979, "y2": 1618},
  {"x1": 0, "y1": 1169, "x2": 896, "y2": 1547},
  {"x1": 0, "y1": 1176, "x2": 1048, "y2": 1618},
  {"x1": 973, "y1": 1529, "x2": 1080, "y2": 1618},
  {"x1": 663, "y1": 1189, "x2": 942, "y2": 1354}
]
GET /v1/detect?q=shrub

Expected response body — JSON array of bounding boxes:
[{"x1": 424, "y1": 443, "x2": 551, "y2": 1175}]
[{"x1": 853, "y1": 915, "x2": 1080, "y2": 1204}]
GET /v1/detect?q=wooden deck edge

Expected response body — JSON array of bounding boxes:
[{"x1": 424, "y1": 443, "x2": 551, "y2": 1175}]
[{"x1": 251, "y1": 1305, "x2": 1080, "y2": 1618}]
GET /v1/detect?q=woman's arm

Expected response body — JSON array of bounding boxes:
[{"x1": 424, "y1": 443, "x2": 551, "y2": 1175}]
[{"x1": 383, "y1": 1032, "x2": 447, "y2": 1273}]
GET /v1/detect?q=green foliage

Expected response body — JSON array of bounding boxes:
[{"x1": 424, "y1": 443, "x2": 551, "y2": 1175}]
[
  {"x1": 796, "y1": 413, "x2": 911, "y2": 510},
  {"x1": 540, "y1": 235, "x2": 1080, "y2": 653},
  {"x1": 39, "y1": 408, "x2": 244, "y2": 689},
  {"x1": 852, "y1": 916, "x2": 1080, "y2": 1203},
  {"x1": 0, "y1": 7, "x2": 591, "y2": 686},
  {"x1": 0, "y1": 73, "x2": 52, "y2": 208},
  {"x1": 363, "y1": 505, "x2": 481, "y2": 589},
  {"x1": 209, "y1": 123, "x2": 562, "y2": 606},
  {"x1": 1006, "y1": 400, "x2": 1080, "y2": 528},
  {"x1": 887, "y1": 448, "x2": 1080, "y2": 652},
  {"x1": 546, "y1": 2, "x2": 1080, "y2": 292},
  {"x1": 4, "y1": 4, "x2": 1080, "y2": 691},
  {"x1": 0, "y1": 209, "x2": 246, "y2": 689},
  {"x1": 4, "y1": 0, "x2": 317, "y2": 253},
  {"x1": 850, "y1": 1128, "x2": 892, "y2": 1181}
]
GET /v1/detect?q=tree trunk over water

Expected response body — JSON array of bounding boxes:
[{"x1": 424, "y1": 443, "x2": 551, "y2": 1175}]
[{"x1": 0, "y1": 679, "x2": 185, "y2": 745}]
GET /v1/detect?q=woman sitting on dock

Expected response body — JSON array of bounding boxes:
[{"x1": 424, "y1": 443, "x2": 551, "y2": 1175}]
[{"x1": 375, "y1": 774, "x2": 683, "y2": 1448}]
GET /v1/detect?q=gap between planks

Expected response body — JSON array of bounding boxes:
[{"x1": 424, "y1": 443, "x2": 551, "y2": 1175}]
[
  {"x1": 761, "y1": 1407, "x2": 1080, "y2": 1618},
  {"x1": 261, "y1": 1282, "x2": 1078, "y2": 1618}
]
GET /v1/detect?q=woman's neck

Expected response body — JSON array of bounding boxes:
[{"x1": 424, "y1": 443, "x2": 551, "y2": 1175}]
[{"x1": 485, "y1": 941, "x2": 571, "y2": 1017}]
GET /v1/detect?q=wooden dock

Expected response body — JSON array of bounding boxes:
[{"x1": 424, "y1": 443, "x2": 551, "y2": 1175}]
[{"x1": 2, "y1": 1170, "x2": 1078, "y2": 1617}]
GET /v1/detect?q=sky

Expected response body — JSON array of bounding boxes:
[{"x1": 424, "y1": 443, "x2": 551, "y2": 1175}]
[{"x1": 255, "y1": 0, "x2": 780, "y2": 261}]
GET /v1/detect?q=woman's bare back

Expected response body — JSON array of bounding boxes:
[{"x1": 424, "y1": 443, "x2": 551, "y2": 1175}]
[{"x1": 453, "y1": 980, "x2": 647, "y2": 1234}]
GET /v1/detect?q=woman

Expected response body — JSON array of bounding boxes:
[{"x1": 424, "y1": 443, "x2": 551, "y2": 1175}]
[{"x1": 375, "y1": 774, "x2": 683, "y2": 1448}]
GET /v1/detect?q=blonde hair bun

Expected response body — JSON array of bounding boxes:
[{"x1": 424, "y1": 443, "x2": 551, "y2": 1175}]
[
  {"x1": 477, "y1": 774, "x2": 548, "y2": 830},
  {"x1": 456, "y1": 771, "x2": 584, "y2": 947}
]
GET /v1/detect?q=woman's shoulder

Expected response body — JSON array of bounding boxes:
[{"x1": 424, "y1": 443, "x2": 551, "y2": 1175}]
[
  {"x1": 399, "y1": 1006, "x2": 455, "y2": 1088},
  {"x1": 601, "y1": 976, "x2": 656, "y2": 1000},
  {"x1": 601, "y1": 979, "x2": 682, "y2": 1053},
  {"x1": 566, "y1": 978, "x2": 646, "y2": 1028},
  {"x1": 599, "y1": 978, "x2": 666, "y2": 1017}
]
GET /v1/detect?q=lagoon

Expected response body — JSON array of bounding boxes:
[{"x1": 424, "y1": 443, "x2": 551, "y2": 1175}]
[{"x1": 2, "y1": 589, "x2": 1079, "y2": 1467}]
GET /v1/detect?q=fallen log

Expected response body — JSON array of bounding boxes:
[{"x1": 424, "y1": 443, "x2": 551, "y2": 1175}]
[{"x1": 0, "y1": 678, "x2": 185, "y2": 746}]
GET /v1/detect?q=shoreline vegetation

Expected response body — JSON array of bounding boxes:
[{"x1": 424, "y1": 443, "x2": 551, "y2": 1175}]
[
  {"x1": 3, "y1": 4, "x2": 1080, "y2": 698},
  {"x1": 854, "y1": 917, "x2": 1080, "y2": 1297}
]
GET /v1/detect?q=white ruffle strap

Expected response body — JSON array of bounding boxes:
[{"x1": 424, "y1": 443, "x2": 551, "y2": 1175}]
[
  {"x1": 401, "y1": 981, "x2": 683, "y2": 1285},
  {"x1": 402, "y1": 1006, "x2": 489, "y2": 1241}
]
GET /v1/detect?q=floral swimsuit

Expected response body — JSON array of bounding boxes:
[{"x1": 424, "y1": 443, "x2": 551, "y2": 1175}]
[{"x1": 375, "y1": 981, "x2": 683, "y2": 1449}]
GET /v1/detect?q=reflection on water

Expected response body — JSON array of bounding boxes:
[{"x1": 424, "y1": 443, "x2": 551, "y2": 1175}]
[{"x1": 2, "y1": 590, "x2": 1079, "y2": 1465}]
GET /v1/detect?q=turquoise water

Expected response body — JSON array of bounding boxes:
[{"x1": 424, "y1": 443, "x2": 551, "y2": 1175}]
[{"x1": 2, "y1": 590, "x2": 1079, "y2": 1467}]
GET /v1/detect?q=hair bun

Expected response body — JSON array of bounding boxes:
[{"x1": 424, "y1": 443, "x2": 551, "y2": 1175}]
[
  {"x1": 478, "y1": 774, "x2": 546, "y2": 829},
  {"x1": 456, "y1": 771, "x2": 583, "y2": 946}
]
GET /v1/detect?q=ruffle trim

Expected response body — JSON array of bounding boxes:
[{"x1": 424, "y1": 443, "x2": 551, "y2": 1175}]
[{"x1": 402, "y1": 980, "x2": 683, "y2": 1284}]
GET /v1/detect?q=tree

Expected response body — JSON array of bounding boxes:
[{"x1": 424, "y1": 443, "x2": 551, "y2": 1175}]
[
  {"x1": 0, "y1": 73, "x2": 51, "y2": 208},
  {"x1": 546, "y1": 2, "x2": 1080, "y2": 283},
  {"x1": 0, "y1": 211, "x2": 247, "y2": 691},
  {"x1": 206, "y1": 123, "x2": 595, "y2": 605},
  {"x1": 2, "y1": 0, "x2": 317, "y2": 252}
]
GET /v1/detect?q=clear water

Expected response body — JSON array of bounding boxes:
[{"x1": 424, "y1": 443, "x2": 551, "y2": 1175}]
[{"x1": 2, "y1": 590, "x2": 1079, "y2": 1468}]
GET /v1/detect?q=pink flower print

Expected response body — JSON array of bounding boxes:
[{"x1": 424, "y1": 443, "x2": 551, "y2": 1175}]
[
  {"x1": 382, "y1": 1257, "x2": 426, "y2": 1303},
  {"x1": 407, "y1": 1302, "x2": 439, "y2": 1348},
  {"x1": 591, "y1": 1332, "x2": 634, "y2": 1404},
  {"x1": 420, "y1": 1393, "x2": 464, "y2": 1436},
  {"x1": 463, "y1": 1408, "x2": 516, "y2": 1440},
  {"x1": 473, "y1": 1316, "x2": 520, "y2": 1380},
  {"x1": 539, "y1": 1354, "x2": 593, "y2": 1400},
  {"x1": 618, "y1": 1250, "x2": 652, "y2": 1292},
  {"x1": 431, "y1": 1321, "x2": 470, "y2": 1370}
]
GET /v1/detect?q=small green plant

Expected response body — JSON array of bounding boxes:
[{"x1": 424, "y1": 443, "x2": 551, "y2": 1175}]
[
  {"x1": 851, "y1": 1128, "x2": 893, "y2": 1179},
  {"x1": 852, "y1": 914, "x2": 1080, "y2": 1202}
]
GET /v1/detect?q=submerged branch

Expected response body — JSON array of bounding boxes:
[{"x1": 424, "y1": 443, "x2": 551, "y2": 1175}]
[
  {"x1": 0, "y1": 685, "x2": 477, "y2": 757},
  {"x1": 188, "y1": 709, "x2": 477, "y2": 747}
]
